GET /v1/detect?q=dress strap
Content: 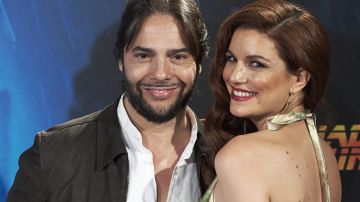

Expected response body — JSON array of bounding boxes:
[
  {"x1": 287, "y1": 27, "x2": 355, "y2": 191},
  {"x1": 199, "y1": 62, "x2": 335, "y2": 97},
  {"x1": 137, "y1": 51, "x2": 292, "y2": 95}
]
[
  {"x1": 266, "y1": 111, "x2": 311, "y2": 131},
  {"x1": 305, "y1": 115, "x2": 331, "y2": 202},
  {"x1": 200, "y1": 177, "x2": 217, "y2": 202}
]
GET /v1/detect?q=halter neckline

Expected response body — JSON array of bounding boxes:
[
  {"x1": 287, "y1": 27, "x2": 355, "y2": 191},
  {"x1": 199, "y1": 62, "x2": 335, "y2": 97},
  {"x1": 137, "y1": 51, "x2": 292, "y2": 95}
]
[{"x1": 266, "y1": 111, "x2": 314, "y2": 131}]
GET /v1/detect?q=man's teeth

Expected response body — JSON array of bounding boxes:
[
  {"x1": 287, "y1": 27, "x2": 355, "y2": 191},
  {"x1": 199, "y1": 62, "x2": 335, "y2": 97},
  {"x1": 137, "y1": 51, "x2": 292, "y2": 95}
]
[
  {"x1": 153, "y1": 89, "x2": 167, "y2": 93},
  {"x1": 233, "y1": 90, "x2": 256, "y2": 97}
]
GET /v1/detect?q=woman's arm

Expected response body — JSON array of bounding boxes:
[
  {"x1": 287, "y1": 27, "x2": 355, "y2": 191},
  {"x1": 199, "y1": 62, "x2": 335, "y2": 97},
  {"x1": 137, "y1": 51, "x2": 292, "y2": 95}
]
[{"x1": 214, "y1": 136, "x2": 271, "y2": 202}]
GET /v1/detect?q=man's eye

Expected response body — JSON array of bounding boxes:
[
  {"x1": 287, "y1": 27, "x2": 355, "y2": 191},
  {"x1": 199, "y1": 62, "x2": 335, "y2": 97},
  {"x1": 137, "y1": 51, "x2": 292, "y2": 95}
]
[
  {"x1": 172, "y1": 54, "x2": 187, "y2": 60},
  {"x1": 225, "y1": 55, "x2": 236, "y2": 62},
  {"x1": 134, "y1": 53, "x2": 150, "y2": 60}
]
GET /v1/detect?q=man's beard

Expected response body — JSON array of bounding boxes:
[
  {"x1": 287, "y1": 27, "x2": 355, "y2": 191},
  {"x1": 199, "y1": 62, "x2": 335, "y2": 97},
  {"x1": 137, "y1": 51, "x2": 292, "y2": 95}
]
[{"x1": 123, "y1": 77, "x2": 195, "y2": 123}]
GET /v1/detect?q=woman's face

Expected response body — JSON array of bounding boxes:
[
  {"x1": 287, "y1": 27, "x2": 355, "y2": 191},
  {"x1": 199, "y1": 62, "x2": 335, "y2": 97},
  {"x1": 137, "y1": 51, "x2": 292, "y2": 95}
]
[{"x1": 222, "y1": 29, "x2": 297, "y2": 125}]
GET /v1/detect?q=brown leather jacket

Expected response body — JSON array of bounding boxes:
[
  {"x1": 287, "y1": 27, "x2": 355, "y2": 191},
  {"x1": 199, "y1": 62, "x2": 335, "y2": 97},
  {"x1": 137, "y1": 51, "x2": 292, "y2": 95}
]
[{"x1": 7, "y1": 100, "x2": 208, "y2": 202}]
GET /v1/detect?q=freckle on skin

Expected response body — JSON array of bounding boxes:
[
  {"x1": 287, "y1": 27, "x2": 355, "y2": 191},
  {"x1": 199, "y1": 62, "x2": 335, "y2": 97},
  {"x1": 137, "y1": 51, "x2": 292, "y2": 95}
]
[
  {"x1": 286, "y1": 151, "x2": 289, "y2": 154},
  {"x1": 298, "y1": 174, "x2": 302, "y2": 177},
  {"x1": 296, "y1": 165, "x2": 299, "y2": 168}
]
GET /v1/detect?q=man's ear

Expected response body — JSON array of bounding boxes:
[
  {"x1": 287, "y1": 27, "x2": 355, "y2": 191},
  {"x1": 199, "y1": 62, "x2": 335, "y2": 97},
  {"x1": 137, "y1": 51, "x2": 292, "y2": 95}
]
[
  {"x1": 292, "y1": 68, "x2": 310, "y2": 93},
  {"x1": 118, "y1": 60, "x2": 123, "y2": 72},
  {"x1": 198, "y1": 64, "x2": 202, "y2": 74}
]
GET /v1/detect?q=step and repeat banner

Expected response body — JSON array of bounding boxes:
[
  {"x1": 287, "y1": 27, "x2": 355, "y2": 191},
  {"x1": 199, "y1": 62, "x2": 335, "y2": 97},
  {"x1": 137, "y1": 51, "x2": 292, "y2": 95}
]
[{"x1": 0, "y1": 0, "x2": 358, "y2": 201}]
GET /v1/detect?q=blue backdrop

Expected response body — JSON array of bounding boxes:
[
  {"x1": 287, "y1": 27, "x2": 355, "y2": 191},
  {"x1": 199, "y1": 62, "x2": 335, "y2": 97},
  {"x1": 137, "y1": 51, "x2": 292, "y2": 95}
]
[
  {"x1": 0, "y1": 0, "x2": 125, "y2": 201},
  {"x1": 1, "y1": 0, "x2": 359, "y2": 201}
]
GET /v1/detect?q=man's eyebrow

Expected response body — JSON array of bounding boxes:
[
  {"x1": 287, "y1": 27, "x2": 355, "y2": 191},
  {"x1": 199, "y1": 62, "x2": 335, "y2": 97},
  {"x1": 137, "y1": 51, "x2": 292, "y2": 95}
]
[
  {"x1": 130, "y1": 46, "x2": 154, "y2": 54},
  {"x1": 168, "y1": 48, "x2": 190, "y2": 55}
]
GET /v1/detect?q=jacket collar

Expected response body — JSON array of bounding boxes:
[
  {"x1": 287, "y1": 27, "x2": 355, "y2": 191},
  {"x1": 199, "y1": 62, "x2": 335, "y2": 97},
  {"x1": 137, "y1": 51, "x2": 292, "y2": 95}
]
[
  {"x1": 94, "y1": 98, "x2": 208, "y2": 173},
  {"x1": 95, "y1": 98, "x2": 127, "y2": 170},
  {"x1": 193, "y1": 114, "x2": 208, "y2": 194}
]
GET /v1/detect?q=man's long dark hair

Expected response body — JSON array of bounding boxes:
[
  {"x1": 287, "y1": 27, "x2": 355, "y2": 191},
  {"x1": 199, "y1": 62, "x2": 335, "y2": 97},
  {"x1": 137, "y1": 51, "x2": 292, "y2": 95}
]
[{"x1": 114, "y1": 0, "x2": 209, "y2": 74}]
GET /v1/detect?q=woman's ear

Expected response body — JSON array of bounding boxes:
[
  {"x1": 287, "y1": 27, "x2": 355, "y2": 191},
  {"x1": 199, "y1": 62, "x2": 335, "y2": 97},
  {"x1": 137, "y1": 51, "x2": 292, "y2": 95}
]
[{"x1": 292, "y1": 68, "x2": 310, "y2": 93}]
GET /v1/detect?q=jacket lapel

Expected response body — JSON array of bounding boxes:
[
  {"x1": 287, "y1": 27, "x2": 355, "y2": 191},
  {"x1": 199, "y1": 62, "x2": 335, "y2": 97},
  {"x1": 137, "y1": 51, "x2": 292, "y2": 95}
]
[{"x1": 95, "y1": 100, "x2": 127, "y2": 171}]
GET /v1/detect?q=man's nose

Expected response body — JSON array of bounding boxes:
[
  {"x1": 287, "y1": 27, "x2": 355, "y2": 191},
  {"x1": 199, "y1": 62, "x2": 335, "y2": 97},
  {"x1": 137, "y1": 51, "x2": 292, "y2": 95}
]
[{"x1": 151, "y1": 57, "x2": 172, "y2": 80}]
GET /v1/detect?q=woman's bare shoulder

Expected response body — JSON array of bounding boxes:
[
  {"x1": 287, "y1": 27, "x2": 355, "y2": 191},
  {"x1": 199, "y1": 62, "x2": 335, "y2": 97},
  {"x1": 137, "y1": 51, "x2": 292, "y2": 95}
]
[
  {"x1": 215, "y1": 130, "x2": 290, "y2": 176},
  {"x1": 213, "y1": 131, "x2": 293, "y2": 201}
]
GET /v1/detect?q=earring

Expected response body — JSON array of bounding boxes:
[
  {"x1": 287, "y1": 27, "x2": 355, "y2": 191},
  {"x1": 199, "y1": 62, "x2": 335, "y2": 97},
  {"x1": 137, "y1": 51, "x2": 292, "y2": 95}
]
[{"x1": 281, "y1": 88, "x2": 294, "y2": 114}]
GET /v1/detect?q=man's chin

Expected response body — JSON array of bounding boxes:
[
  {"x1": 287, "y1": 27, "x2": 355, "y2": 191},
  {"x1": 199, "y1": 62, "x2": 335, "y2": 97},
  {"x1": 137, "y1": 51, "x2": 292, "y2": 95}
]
[
  {"x1": 144, "y1": 99, "x2": 176, "y2": 109},
  {"x1": 141, "y1": 102, "x2": 180, "y2": 122}
]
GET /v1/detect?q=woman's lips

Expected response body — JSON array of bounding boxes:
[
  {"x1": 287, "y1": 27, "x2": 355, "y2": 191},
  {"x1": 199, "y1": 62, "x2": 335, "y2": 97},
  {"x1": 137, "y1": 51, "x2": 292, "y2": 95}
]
[{"x1": 231, "y1": 89, "x2": 257, "y2": 101}]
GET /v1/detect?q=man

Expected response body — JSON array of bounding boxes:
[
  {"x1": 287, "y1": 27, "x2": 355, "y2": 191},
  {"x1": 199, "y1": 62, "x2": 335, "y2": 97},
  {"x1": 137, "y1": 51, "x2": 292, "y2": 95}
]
[{"x1": 7, "y1": 0, "x2": 209, "y2": 201}]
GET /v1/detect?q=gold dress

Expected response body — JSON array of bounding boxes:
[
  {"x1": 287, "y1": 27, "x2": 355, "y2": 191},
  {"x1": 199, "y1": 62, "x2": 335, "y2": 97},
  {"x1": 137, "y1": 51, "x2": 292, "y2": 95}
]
[{"x1": 200, "y1": 112, "x2": 331, "y2": 202}]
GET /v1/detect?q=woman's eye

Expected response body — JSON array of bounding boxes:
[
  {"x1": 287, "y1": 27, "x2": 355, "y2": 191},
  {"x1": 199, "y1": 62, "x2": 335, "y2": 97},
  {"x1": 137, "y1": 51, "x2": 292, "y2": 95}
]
[
  {"x1": 225, "y1": 55, "x2": 236, "y2": 62},
  {"x1": 250, "y1": 61, "x2": 265, "y2": 68}
]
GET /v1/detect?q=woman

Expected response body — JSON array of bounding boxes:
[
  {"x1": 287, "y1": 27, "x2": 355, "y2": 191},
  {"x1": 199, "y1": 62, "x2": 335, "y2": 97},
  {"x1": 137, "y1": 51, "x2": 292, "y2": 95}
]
[{"x1": 201, "y1": 0, "x2": 341, "y2": 201}]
